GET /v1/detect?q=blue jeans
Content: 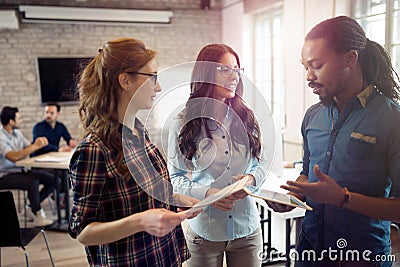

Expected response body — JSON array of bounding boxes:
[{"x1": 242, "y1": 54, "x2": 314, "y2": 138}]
[{"x1": 0, "y1": 169, "x2": 56, "y2": 213}]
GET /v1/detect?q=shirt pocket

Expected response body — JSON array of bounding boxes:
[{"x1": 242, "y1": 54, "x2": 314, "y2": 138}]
[
  {"x1": 346, "y1": 132, "x2": 377, "y2": 161},
  {"x1": 185, "y1": 226, "x2": 204, "y2": 250}
]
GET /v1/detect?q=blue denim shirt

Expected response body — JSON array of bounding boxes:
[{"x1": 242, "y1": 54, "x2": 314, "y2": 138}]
[
  {"x1": 301, "y1": 85, "x2": 400, "y2": 257},
  {"x1": 168, "y1": 109, "x2": 267, "y2": 241}
]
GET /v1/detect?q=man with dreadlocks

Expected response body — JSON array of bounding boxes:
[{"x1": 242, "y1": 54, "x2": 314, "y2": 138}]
[{"x1": 267, "y1": 16, "x2": 400, "y2": 266}]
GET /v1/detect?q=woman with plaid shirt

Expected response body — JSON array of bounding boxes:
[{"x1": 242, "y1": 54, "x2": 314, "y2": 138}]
[{"x1": 68, "y1": 37, "x2": 199, "y2": 266}]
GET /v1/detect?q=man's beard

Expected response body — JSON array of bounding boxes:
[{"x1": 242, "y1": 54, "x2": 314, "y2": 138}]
[{"x1": 319, "y1": 95, "x2": 334, "y2": 106}]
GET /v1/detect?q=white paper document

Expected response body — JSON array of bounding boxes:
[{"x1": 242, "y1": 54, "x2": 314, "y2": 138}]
[
  {"x1": 180, "y1": 178, "x2": 312, "y2": 217},
  {"x1": 34, "y1": 155, "x2": 70, "y2": 162},
  {"x1": 181, "y1": 178, "x2": 250, "y2": 216},
  {"x1": 243, "y1": 186, "x2": 313, "y2": 210}
]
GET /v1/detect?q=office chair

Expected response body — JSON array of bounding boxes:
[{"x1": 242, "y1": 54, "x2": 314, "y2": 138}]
[
  {"x1": 17, "y1": 189, "x2": 29, "y2": 227},
  {"x1": 0, "y1": 191, "x2": 55, "y2": 267}
]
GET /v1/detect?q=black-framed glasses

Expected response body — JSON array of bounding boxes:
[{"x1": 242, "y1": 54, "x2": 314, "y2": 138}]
[
  {"x1": 128, "y1": 71, "x2": 158, "y2": 85},
  {"x1": 216, "y1": 66, "x2": 244, "y2": 78}
]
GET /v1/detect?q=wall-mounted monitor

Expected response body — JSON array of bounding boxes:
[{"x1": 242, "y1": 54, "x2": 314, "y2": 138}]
[{"x1": 37, "y1": 57, "x2": 92, "y2": 104}]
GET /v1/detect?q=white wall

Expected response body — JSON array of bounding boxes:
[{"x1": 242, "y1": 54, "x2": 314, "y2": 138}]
[
  {"x1": 222, "y1": 0, "x2": 244, "y2": 58},
  {"x1": 282, "y1": 0, "x2": 307, "y2": 161}
]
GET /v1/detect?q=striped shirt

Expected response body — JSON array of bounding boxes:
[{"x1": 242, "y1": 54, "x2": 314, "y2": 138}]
[{"x1": 68, "y1": 121, "x2": 189, "y2": 266}]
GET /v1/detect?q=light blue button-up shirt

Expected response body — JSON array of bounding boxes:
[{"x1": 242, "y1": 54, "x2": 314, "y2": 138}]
[
  {"x1": 0, "y1": 126, "x2": 30, "y2": 175},
  {"x1": 168, "y1": 108, "x2": 267, "y2": 241},
  {"x1": 301, "y1": 85, "x2": 400, "y2": 258}
]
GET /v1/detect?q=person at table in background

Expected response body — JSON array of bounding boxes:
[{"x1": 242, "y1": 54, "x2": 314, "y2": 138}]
[
  {"x1": 32, "y1": 102, "x2": 77, "y2": 209},
  {"x1": 32, "y1": 102, "x2": 77, "y2": 156},
  {"x1": 0, "y1": 106, "x2": 55, "y2": 227},
  {"x1": 267, "y1": 16, "x2": 400, "y2": 266},
  {"x1": 168, "y1": 43, "x2": 267, "y2": 267},
  {"x1": 68, "y1": 37, "x2": 200, "y2": 266}
]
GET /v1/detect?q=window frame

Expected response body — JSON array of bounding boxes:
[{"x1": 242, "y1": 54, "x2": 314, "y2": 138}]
[
  {"x1": 251, "y1": 4, "x2": 285, "y2": 129},
  {"x1": 351, "y1": 0, "x2": 400, "y2": 73}
]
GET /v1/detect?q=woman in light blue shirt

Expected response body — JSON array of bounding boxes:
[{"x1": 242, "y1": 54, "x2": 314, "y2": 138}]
[{"x1": 168, "y1": 44, "x2": 266, "y2": 267}]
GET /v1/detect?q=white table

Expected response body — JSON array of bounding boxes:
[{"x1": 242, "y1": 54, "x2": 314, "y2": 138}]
[
  {"x1": 16, "y1": 152, "x2": 71, "y2": 169},
  {"x1": 257, "y1": 168, "x2": 306, "y2": 267},
  {"x1": 16, "y1": 151, "x2": 73, "y2": 231}
]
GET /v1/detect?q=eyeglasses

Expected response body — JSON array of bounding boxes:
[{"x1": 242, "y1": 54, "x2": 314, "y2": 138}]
[
  {"x1": 216, "y1": 66, "x2": 244, "y2": 78},
  {"x1": 128, "y1": 71, "x2": 158, "y2": 85}
]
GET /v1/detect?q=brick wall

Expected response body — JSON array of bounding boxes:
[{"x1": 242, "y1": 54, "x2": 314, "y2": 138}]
[{"x1": 0, "y1": 2, "x2": 221, "y2": 146}]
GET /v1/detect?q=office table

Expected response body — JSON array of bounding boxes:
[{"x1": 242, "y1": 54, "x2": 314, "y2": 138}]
[
  {"x1": 258, "y1": 169, "x2": 306, "y2": 267},
  {"x1": 15, "y1": 151, "x2": 73, "y2": 232},
  {"x1": 257, "y1": 198, "x2": 305, "y2": 266}
]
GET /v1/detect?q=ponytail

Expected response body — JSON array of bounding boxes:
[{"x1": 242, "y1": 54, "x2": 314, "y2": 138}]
[{"x1": 360, "y1": 39, "x2": 400, "y2": 101}]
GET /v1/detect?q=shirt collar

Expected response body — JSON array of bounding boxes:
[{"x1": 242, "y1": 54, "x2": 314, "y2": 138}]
[
  {"x1": 121, "y1": 118, "x2": 146, "y2": 141},
  {"x1": 0, "y1": 126, "x2": 15, "y2": 138},
  {"x1": 356, "y1": 84, "x2": 375, "y2": 108}
]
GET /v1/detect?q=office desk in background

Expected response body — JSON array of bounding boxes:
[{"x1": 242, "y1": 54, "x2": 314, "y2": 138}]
[{"x1": 15, "y1": 151, "x2": 73, "y2": 232}]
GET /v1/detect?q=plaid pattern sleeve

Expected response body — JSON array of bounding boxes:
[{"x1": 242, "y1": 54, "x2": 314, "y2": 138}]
[{"x1": 68, "y1": 128, "x2": 189, "y2": 267}]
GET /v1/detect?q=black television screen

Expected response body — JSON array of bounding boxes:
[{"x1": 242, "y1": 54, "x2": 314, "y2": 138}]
[{"x1": 37, "y1": 57, "x2": 92, "y2": 104}]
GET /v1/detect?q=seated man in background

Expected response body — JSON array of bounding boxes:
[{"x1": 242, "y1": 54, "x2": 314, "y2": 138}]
[
  {"x1": 32, "y1": 102, "x2": 77, "y2": 209},
  {"x1": 0, "y1": 106, "x2": 55, "y2": 226},
  {"x1": 32, "y1": 102, "x2": 77, "y2": 156}
]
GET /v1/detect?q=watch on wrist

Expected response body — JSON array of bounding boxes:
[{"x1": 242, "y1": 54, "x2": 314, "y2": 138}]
[{"x1": 339, "y1": 187, "x2": 351, "y2": 208}]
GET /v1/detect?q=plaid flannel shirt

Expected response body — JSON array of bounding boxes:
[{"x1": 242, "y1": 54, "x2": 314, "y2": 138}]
[{"x1": 68, "y1": 121, "x2": 189, "y2": 266}]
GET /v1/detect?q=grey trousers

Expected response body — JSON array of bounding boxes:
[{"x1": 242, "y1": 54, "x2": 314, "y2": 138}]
[{"x1": 185, "y1": 226, "x2": 263, "y2": 267}]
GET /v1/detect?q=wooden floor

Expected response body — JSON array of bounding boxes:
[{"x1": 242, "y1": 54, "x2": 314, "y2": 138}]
[
  {"x1": 0, "y1": 231, "x2": 87, "y2": 267},
  {"x1": 1, "y1": 191, "x2": 87, "y2": 267},
  {"x1": 1, "y1": 192, "x2": 400, "y2": 266}
]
